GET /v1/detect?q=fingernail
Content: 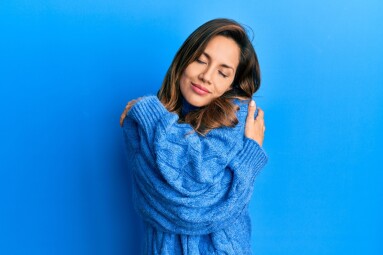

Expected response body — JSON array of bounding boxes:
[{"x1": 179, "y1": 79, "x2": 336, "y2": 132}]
[{"x1": 250, "y1": 100, "x2": 255, "y2": 107}]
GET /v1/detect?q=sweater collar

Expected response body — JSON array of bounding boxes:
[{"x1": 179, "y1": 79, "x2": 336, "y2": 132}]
[{"x1": 181, "y1": 97, "x2": 200, "y2": 116}]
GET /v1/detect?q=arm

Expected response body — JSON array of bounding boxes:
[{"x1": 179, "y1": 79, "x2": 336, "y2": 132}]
[
  {"x1": 122, "y1": 95, "x2": 268, "y2": 235},
  {"x1": 124, "y1": 95, "x2": 252, "y2": 186},
  {"x1": 126, "y1": 128, "x2": 267, "y2": 235}
]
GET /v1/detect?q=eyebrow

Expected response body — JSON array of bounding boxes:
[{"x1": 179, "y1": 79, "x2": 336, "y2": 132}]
[{"x1": 202, "y1": 52, "x2": 235, "y2": 71}]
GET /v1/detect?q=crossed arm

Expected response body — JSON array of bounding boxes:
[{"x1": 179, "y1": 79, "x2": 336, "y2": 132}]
[
  {"x1": 120, "y1": 96, "x2": 266, "y2": 147},
  {"x1": 120, "y1": 96, "x2": 268, "y2": 234}
]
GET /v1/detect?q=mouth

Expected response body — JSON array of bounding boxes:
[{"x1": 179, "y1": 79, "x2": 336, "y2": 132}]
[{"x1": 191, "y1": 82, "x2": 210, "y2": 94}]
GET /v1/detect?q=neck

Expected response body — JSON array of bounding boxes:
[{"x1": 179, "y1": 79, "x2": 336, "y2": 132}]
[{"x1": 181, "y1": 97, "x2": 199, "y2": 116}]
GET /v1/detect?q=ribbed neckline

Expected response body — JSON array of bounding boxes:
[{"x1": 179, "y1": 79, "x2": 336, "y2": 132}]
[{"x1": 181, "y1": 97, "x2": 200, "y2": 116}]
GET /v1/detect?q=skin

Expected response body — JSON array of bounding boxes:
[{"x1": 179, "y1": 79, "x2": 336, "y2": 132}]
[
  {"x1": 120, "y1": 36, "x2": 266, "y2": 146},
  {"x1": 179, "y1": 35, "x2": 239, "y2": 107}
]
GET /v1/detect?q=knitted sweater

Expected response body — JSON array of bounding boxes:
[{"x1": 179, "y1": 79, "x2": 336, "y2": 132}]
[{"x1": 122, "y1": 95, "x2": 268, "y2": 254}]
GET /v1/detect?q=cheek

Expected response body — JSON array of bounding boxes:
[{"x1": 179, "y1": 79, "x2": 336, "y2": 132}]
[
  {"x1": 182, "y1": 65, "x2": 194, "y2": 78},
  {"x1": 215, "y1": 81, "x2": 233, "y2": 96},
  {"x1": 179, "y1": 72, "x2": 188, "y2": 90},
  {"x1": 183, "y1": 62, "x2": 204, "y2": 80}
]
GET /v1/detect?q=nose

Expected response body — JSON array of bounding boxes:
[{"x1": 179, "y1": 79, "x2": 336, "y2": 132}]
[{"x1": 199, "y1": 66, "x2": 213, "y2": 84}]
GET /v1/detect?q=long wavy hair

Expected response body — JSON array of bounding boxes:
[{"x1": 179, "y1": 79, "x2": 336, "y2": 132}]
[{"x1": 157, "y1": 18, "x2": 261, "y2": 135}]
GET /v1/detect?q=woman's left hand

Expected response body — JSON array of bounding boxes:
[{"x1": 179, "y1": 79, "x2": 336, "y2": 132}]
[
  {"x1": 120, "y1": 97, "x2": 142, "y2": 127},
  {"x1": 244, "y1": 100, "x2": 265, "y2": 146}
]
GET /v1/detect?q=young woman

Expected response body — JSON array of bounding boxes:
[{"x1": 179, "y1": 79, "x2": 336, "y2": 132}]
[{"x1": 120, "y1": 18, "x2": 267, "y2": 255}]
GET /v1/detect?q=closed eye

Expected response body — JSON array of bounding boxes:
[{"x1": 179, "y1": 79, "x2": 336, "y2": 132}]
[
  {"x1": 219, "y1": 71, "x2": 228, "y2": 78},
  {"x1": 196, "y1": 58, "x2": 207, "y2": 64}
]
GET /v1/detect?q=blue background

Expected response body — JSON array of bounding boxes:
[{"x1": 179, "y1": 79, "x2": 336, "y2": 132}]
[{"x1": 1, "y1": 0, "x2": 382, "y2": 254}]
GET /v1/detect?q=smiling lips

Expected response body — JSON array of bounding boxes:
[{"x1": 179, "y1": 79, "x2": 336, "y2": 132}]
[{"x1": 191, "y1": 83, "x2": 210, "y2": 95}]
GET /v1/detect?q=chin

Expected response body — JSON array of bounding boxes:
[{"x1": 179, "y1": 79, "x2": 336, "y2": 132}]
[{"x1": 186, "y1": 96, "x2": 210, "y2": 107}]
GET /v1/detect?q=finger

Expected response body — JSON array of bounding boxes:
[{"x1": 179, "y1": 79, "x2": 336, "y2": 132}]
[
  {"x1": 120, "y1": 110, "x2": 126, "y2": 127},
  {"x1": 126, "y1": 104, "x2": 133, "y2": 113},
  {"x1": 120, "y1": 115, "x2": 124, "y2": 127},
  {"x1": 121, "y1": 98, "x2": 140, "y2": 127},
  {"x1": 125, "y1": 99, "x2": 134, "y2": 109},
  {"x1": 120, "y1": 106, "x2": 129, "y2": 126},
  {"x1": 256, "y1": 108, "x2": 264, "y2": 120},
  {"x1": 247, "y1": 100, "x2": 256, "y2": 122}
]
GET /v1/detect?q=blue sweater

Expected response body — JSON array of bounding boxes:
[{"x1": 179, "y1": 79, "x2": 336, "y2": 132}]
[{"x1": 122, "y1": 95, "x2": 268, "y2": 254}]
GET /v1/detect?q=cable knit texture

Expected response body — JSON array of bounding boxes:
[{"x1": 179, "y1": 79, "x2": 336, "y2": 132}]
[{"x1": 122, "y1": 95, "x2": 268, "y2": 255}]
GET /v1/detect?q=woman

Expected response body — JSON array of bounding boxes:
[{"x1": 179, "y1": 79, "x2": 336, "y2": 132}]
[{"x1": 120, "y1": 18, "x2": 267, "y2": 255}]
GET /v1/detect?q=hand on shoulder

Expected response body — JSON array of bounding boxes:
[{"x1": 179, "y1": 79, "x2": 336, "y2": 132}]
[
  {"x1": 244, "y1": 100, "x2": 265, "y2": 147},
  {"x1": 120, "y1": 97, "x2": 143, "y2": 127}
]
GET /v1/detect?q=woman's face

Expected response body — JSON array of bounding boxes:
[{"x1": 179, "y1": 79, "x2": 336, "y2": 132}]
[{"x1": 179, "y1": 35, "x2": 240, "y2": 107}]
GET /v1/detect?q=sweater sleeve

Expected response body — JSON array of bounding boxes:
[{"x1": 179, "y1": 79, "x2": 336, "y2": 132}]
[
  {"x1": 126, "y1": 95, "x2": 250, "y2": 188},
  {"x1": 123, "y1": 95, "x2": 268, "y2": 235}
]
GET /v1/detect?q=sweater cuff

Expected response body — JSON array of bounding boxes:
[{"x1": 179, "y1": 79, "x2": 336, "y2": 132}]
[
  {"x1": 230, "y1": 137, "x2": 268, "y2": 171},
  {"x1": 128, "y1": 95, "x2": 169, "y2": 132}
]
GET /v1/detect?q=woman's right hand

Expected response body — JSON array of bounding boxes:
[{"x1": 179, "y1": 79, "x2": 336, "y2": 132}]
[
  {"x1": 119, "y1": 97, "x2": 142, "y2": 127},
  {"x1": 245, "y1": 100, "x2": 265, "y2": 147}
]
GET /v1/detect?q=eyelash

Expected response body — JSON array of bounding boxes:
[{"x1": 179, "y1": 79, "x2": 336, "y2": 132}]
[
  {"x1": 196, "y1": 59, "x2": 206, "y2": 64},
  {"x1": 196, "y1": 59, "x2": 228, "y2": 78},
  {"x1": 219, "y1": 71, "x2": 228, "y2": 78}
]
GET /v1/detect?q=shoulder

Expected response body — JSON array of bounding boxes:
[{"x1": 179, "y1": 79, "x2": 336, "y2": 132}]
[
  {"x1": 127, "y1": 94, "x2": 166, "y2": 117},
  {"x1": 232, "y1": 98, "x2": 251, "y2": 122},
  {"x1": 205, "y1": 98, "x2": 250, "y2": 137}
]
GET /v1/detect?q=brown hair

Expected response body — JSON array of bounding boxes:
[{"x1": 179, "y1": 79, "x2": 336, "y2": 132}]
[{"x1": 157, "y1": 18, "x2": 261, "y2": 135}]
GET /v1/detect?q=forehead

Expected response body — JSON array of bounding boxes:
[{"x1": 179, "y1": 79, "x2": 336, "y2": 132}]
[{"x1": 203, "y1": 35, "x2": 240, "y2": 69}]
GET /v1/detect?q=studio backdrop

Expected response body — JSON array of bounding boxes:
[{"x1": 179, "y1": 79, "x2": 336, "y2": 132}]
[{"x1": 0, "y1": 1, "x2": 382, "y2": 254}]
